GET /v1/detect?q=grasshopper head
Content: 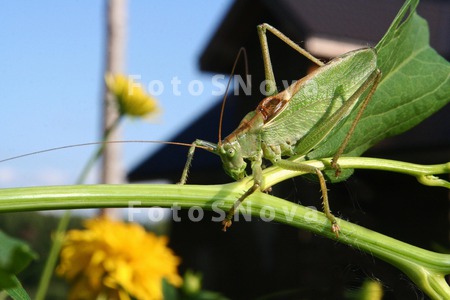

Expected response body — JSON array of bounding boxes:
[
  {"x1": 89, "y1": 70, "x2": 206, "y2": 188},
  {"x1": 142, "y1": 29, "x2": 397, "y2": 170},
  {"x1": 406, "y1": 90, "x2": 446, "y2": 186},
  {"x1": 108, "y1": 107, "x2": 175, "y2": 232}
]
[{"x1": 218, "y1": 141, "x2": 247, "y2": 180}]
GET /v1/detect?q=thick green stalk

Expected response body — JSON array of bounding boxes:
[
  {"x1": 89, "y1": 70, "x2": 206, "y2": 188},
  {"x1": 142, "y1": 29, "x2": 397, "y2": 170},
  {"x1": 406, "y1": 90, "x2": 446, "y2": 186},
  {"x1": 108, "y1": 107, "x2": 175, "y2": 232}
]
[
  {"x1": 1, "y1": 182, "x2": 450, "y2": 298},
  {"x1": 2, "y1": 157, "x2": 450, "y2": 299}
]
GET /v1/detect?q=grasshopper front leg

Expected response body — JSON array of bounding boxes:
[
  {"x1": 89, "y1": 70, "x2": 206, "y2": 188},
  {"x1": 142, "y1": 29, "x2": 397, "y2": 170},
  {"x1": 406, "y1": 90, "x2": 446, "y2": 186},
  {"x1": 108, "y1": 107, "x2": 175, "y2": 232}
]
[
  {"x1": 222, "y1": 154, "x2": 264, "y2": 231},
  {"x1": 274, "y1": 159, "x2": 340, "y2": 237},
  {"x1": 179, "y1": 139, "x2": 216, "y2": 185}
]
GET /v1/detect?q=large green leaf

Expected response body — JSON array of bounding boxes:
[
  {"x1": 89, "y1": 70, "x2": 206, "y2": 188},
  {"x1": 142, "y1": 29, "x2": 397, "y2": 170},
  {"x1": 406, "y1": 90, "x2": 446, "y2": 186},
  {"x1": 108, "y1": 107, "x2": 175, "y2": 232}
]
[{"x1": 307, "y1": 0, "x2": 450, "y2": 161}]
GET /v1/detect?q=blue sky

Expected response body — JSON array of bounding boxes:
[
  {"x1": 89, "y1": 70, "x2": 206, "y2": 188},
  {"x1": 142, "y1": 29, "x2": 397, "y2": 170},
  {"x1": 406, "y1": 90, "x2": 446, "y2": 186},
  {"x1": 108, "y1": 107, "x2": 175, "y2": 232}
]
[{"x1": 0, "y1": 1, "x2": 232, "y2": 187}]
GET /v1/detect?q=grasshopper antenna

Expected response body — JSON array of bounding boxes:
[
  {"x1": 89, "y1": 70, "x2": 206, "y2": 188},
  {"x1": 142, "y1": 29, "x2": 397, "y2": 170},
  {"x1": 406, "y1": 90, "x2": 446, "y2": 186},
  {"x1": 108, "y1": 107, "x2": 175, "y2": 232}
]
[
  {"x1": 0, "y1": 141, "x2": 212, "y2": 163},
  {"x1": 217, "y1": 47, "x2": 249, "y2": 145}
]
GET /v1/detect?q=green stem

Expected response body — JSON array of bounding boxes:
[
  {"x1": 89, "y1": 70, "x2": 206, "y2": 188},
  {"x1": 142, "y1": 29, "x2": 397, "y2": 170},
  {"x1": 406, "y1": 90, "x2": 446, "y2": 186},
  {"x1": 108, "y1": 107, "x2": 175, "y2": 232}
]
[
  {"x1": 35, "y1": 115, "x2": 123, "y2": 300},
  {"x1": 3, "y1": 157, "x2": 450, "y2": 299},
  {"x1": 0, "y1": 179, "x2": 449, "y2": 299},
  {"x1": 262, "y1": 157, "x2": 450, "y2": 190},
  {"x1": 34, "y1": 210, "x2": 70, "y2": 300}
]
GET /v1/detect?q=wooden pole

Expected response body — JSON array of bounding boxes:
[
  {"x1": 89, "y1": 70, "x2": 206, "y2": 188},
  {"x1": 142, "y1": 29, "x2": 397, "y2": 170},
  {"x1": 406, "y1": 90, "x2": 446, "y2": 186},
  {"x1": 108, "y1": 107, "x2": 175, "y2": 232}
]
[{"x1": 101, "y1": 0, "x2": 127, "y2": 219}]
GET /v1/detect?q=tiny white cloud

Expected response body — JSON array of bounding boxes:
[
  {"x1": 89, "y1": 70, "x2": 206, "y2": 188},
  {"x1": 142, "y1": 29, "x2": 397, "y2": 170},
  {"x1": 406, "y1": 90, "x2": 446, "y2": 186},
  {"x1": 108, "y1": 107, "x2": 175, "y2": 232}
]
[
  {"x1": 33, "y1": 167, "x2": 72, "y2": 186},
  {"x1": 0, "y1": 167, "x2": 19, "y2": 184}
]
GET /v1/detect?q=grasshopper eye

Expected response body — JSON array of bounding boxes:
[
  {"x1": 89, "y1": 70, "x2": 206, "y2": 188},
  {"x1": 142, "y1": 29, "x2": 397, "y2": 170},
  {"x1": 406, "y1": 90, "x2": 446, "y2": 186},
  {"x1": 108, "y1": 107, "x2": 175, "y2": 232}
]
[{"x1": 222, "y1": 143, "x2": 236, "y2": 157}]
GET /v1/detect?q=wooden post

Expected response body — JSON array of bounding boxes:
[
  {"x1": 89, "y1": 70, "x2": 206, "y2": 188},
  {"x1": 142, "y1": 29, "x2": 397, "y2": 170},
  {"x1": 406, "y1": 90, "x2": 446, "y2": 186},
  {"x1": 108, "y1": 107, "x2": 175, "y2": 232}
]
[{"x1": 101, "y1": 0, "x2": 127, "y2": 219}]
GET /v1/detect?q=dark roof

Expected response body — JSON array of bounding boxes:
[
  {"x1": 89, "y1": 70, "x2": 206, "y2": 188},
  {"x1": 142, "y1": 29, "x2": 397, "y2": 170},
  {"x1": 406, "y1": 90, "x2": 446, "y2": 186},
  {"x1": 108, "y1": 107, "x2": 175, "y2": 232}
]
[{"x1": 200, "y1": 0, "x2": 450, "y2": 74}]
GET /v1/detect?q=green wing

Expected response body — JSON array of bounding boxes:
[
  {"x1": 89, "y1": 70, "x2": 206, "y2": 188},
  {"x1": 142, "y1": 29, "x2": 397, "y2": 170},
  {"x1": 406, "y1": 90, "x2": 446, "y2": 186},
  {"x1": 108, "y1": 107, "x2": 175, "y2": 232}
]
[{"x1": 261, "y1": 48, "x2": 377, "y2": 156}]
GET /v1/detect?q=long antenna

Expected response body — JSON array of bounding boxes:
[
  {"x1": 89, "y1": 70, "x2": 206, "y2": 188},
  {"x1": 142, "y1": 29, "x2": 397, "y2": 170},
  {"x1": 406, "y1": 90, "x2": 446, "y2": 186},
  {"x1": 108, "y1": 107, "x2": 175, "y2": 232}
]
[
  {"x1": 0, "y1": 140, "x2": 213, "y2": 163},
  {"x1": 217, "y1": 47, "x2": 249, "y2": 145}
]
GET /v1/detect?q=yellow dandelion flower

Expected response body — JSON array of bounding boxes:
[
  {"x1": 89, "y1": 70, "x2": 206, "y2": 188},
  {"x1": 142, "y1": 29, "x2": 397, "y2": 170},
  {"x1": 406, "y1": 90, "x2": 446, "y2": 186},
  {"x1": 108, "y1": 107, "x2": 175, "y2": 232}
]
[
  {"x1": 57, "y1": 218, "x2": 182, "y2": 300},
  {"x1": 105, "y1": 73, "x2": 159, "y2": 118}
]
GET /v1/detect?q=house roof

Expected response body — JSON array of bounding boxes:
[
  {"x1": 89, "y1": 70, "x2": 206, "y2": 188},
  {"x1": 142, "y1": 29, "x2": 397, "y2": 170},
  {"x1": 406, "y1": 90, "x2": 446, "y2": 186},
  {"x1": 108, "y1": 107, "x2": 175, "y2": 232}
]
[{"x1": 199, "y1": 0, "x2": 450, "y2": 74}]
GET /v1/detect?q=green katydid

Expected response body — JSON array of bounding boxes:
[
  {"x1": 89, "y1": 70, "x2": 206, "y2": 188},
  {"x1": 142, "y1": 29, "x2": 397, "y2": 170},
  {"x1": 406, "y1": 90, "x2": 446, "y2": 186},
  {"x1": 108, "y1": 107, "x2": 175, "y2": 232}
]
[
  {"x1": 0, "y1": 24, "x2": 381, "y2": 237},
  {"x1": 180, "y1": 23, "x2": 381, "y2": 236}
]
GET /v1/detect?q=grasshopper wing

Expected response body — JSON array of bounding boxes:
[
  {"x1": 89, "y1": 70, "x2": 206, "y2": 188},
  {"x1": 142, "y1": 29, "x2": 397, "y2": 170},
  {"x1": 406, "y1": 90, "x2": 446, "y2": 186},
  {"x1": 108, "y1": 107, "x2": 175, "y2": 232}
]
[{"x1": 261, "y1": 48, "x2": 377, "y2": 157}]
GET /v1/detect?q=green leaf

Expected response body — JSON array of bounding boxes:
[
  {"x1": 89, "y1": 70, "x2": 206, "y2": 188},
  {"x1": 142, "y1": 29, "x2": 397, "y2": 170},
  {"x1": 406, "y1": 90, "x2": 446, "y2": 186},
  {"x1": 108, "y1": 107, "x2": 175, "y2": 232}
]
[
  {"x1": 162, "y1": 278, "x2": 180, "y2": 300},
  {"x1": 308, "y1": 0, "x2": 450, "y2": 160},
  {"x1": 3, "y1": 276, "x2": 31, "y2": 300},
  {"x1": 0, "y1": 231, "x2": 37, "y2": 289}
]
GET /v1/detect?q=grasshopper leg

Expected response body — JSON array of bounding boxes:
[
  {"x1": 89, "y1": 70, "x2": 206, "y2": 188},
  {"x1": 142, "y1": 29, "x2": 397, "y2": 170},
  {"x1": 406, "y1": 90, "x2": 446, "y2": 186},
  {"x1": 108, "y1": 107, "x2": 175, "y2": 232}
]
[
  {"x1": 222, "y1": 154, "x2": 264, "y2": 231},
  {"x1": 257, "y1": 23, "x2": 325, "y2": 97},
  {"x1": 222, "y1": 183, "x2": 260, "y2": 231},
  {"x1": 179, "y1": 142, "x2": 198, "y2": 185},
  {"x1": 275, "y1": 159, "x2": 340, "y2": 237},
  {"x1": 314, "y1": 167, "x2": 340, "y2": 237},
  {"x1": 179, "y1": 139, "x2": 217, "y2": 185},
  {"x1": 331, "y1": 69, "x2": 382, "y2": 176}
]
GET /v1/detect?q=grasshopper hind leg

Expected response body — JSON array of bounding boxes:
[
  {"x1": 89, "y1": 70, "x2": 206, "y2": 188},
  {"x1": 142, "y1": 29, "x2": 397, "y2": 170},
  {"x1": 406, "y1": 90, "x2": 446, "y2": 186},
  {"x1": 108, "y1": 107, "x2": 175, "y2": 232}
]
[{"x1": 331, "y1": 69, "x2": 382, "y2": 177}]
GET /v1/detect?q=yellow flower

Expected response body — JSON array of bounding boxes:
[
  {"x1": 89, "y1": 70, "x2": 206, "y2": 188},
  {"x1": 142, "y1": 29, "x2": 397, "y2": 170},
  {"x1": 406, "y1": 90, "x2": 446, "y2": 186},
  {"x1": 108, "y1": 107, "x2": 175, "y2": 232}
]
[
  {"x1": 57, "y1": 218, "x2": 182, "y2": 300},
  {"x1": 105, "y1": 73, "x2": 159, "y2": 118},
  {"x1": 359, "y1": 279, "x2": 384, "y2": 300}
]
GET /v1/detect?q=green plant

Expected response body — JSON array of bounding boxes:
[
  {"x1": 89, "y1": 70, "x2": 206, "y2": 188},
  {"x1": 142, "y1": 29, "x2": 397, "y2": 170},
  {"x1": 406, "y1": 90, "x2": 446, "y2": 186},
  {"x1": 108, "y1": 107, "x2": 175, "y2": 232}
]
[{"x1": 0, "y1": 0, "x2": 449, "y2": 298}]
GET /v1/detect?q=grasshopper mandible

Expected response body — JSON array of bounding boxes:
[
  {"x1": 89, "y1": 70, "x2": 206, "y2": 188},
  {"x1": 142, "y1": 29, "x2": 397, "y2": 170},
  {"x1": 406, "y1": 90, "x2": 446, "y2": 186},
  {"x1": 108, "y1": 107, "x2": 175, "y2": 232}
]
[{"x1": 180, "y1": 23, "x2": 381, "y2": 236}]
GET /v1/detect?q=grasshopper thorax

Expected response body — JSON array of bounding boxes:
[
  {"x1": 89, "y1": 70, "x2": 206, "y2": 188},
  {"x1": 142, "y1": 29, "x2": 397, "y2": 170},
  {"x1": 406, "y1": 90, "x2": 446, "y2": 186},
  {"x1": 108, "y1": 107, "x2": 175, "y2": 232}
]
[{"x1": 217, "y1": 139, "x2": 247, "y2": 180}]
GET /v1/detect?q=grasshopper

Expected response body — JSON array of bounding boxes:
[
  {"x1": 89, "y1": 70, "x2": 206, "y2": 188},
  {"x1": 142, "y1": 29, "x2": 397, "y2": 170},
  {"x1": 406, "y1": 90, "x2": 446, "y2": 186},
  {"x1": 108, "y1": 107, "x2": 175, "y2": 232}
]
[
  {"x1": 1, "y1": 24, "x2": 381, "y2": 237},
  {"x1": 180, "y1": 23, "x2": 381, "y2": 236}
]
